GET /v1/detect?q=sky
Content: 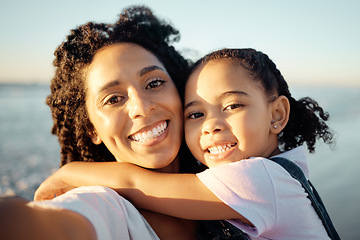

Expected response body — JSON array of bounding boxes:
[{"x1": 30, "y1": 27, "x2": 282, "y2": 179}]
[{"x1": 0, "y1": 0, "x2": 359, "y2": 86}]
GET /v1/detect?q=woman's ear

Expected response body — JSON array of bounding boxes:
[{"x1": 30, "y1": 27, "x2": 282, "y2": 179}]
[
  {"x1": 89, "y1": 129, "x2": 102, "y2": 145},
  {"x1": 270, "y1": 96, "x2": 290, "y2": 134}
]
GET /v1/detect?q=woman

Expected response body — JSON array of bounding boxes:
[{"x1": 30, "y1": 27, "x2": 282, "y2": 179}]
[{"x1": 0, "y1": 6, "x2": 199, "y2": 240}]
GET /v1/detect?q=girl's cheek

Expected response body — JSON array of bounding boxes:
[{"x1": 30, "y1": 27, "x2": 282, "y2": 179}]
[
  {"x1": 185, "y1": 128, "x2": 195, "y2": 146},
  {"x1": 188, "y1": 133, "x2": 202, "y2": 160}
]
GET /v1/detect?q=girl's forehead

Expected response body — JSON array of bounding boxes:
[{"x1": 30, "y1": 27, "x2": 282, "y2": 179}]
[
  {"x1": 188, "y1": 60, "x2": 251, "y2": 87},
  {"x1": 185, "y1": 59, "x2": 267, "y2": 102}
]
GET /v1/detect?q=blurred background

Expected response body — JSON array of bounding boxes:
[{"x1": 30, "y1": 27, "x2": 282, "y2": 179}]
[{"x1": 1, "y1": 0, "x2": 359, "y2": 239}]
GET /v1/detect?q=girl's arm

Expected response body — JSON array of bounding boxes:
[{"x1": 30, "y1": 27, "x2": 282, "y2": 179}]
[
  {"x1": 37, "y1": 161, "x2": 252, "y2": 225},
  {"x1": 116, "y1": 163, "x2": 251, "y2": 225}
]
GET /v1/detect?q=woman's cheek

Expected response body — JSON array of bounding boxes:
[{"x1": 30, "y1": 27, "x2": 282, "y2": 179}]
[{"x1": 98, "y1": 111, "x2": 126, "y2": 142}]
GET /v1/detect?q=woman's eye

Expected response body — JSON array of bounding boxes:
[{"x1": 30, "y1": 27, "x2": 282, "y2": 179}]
[
  {"x1": 224, "y1": 103, "x2": 243, "y2": 111},
  {"x1": 187, "y1": 112, "x2": 204, "y2": 119},
  {"x1": 146, "y1": 79, "x2": 166, "y2": 89},
  {"x1": 104, "y1": 95, "x2": 124, "y2": 105}
]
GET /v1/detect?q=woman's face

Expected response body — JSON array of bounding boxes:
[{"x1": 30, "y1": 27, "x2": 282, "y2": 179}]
[{"x1": 85, "y1": 43, "x2": 183, "y2": 169}]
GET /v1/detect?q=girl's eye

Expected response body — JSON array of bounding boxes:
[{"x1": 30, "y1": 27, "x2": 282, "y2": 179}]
[
  {"x1": 187, "y1": 112, "x2": 204, "y2": 119},
  {"x1": 104, "y1": 95, "x2": 124, "y2": 105},
  {"x1": 146, "y1": 79, "x2": 166, "y2": 89},
  {"x1": 224, "y1": 103, "x2": 243, "y2": 111}
]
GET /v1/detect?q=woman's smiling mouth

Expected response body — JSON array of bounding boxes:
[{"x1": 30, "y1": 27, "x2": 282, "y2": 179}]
[{"x1": 129, "y1": 121, "x2": 168, "y2": 143}]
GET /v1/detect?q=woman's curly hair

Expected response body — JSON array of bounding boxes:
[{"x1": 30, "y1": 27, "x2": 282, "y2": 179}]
[
  {"x1": 191, "y1": 48, "x2": 334, "y2": 153},
  {"x1": 47, "y1": 6, "x2": 194, "y2": 169}
]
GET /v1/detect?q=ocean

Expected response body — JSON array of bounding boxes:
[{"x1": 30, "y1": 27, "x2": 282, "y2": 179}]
[{"x1": 0, "y1": 83, "x2": 359, "y2": 239}]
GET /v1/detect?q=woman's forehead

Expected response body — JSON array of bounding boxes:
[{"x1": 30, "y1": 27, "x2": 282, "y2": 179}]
[
  {"x1": 92, "y1": 43, "x2": 161, "y2": 66},
  {"x1": 86, "y1": 43, "x2": 166, "y2": 88}
]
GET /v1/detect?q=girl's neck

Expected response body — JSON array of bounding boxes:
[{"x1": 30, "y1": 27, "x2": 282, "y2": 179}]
[
  {"x1": 154, "y1": 155, "x2": 180, "y2": 173},
  {"x1": 269, "y1": 147, "x2": 281, "y2": 157}
]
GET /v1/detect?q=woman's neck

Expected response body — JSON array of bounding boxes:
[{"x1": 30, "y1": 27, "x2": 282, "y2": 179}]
[{"x1": 154, "y1": 155, "x2": 180, "y2": 173}]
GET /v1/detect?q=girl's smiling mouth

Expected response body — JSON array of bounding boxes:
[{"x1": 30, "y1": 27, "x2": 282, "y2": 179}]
[
  {"x1": 129, "y1": 120, "x2": 168, "y2": 143},
  {"x1": 204, "y1": 142, "x2": 238, "y2": 163},
  {"x1": 206, "y1": 143, "x2": 237, "y2": 155}
]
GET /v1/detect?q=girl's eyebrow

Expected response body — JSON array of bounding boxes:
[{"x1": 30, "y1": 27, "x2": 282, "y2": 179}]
[
  {"x1": 184, "y1": 100, "x2": 199, "y2": 111},
  {"x1": 184, "y1": 90, "x2": 248, "y2": 110},
  {"x1": 218, "y1": 90, "x2": 249, "y2": 100}
]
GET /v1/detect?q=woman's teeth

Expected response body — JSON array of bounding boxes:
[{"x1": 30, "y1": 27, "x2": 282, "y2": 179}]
[
  {"x1": 208, "y1": 143, "x2": 235, "y2": 155},
  {"x1": 130, "y1": 122, "x2": 167, "y2": 142}
]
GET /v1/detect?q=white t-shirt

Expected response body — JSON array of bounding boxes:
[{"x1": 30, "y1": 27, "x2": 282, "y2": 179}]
[
  {"x1": 28, "y1": 186, "x2": 159, "y2": 240},
  {"x1": 197, "y1": 146, "x2": 330, "y2": 240}
]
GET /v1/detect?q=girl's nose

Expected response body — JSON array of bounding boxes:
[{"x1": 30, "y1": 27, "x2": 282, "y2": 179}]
[
  {"x1": 202, "y1": 118, "x2": 225, "y2": 135},
  {"x1": 127, "y1": 88, "x2": 155, "y2": 119}
]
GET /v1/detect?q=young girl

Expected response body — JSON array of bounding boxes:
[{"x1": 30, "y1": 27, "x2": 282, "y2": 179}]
[{"x1": 37, "y1": 48, "x2": 339, "y2": 239}]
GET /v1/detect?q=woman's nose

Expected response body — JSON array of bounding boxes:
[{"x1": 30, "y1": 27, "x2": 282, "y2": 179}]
[
  {"x1": 127, "y1": 89, "x2": 155, "y2": 119},
  {"x1": 202, "y1": 118, "x2": 225, "y2": 135}
]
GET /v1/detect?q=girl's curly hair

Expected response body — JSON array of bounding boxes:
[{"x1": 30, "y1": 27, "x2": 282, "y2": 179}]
[
  {"x1": 47, "y1": 6, "x2": 194, "y2": 170},
  {"x1": 191, "y1": 48, "x2": 334, "y2": 153}
]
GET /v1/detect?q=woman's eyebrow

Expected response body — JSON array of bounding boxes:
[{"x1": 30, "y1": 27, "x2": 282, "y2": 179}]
[
  {"x1": 139, "y1": 65, "x2": 165, "y2": 77},
  {"x1": 98, "y1": 80, "x2": 121, "y2": 94},
  {"x1": 97, "y1": 65, "x2": 166, "y2": 94}
]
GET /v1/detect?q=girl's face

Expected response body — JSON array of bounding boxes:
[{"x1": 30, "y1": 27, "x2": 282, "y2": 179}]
[
  {"x1": 184, "y1": 60, "x2": 278, "y2": 167},
  {"x1": 86, "y1": 43, "x2": 183, "y2": 170}
]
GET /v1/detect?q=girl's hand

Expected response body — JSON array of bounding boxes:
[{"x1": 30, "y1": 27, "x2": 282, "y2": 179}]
[{"x1": 34, "y1": 170, "x2": 75, "y2": 201}]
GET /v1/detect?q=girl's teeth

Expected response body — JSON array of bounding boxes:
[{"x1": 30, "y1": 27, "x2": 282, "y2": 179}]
[{"x1": 208, "y1": 144, "x2": 234, "y2": 155}]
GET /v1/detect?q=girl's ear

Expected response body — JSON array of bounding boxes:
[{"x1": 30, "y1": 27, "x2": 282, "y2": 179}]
[
  {"x1": 270, "y1": 96, "x2": 290, "y2": 134},
  {"x1": 90, "y1": 129, "x2": 102, "y2": 145}
]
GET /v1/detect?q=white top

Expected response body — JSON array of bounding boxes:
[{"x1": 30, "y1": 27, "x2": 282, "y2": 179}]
[
  {"x1": 197, "y1": 146, "x2": 330, "y2": 240},
  {"x1": 28, "y1": 186, "x2": 159, "y2": 240}
]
